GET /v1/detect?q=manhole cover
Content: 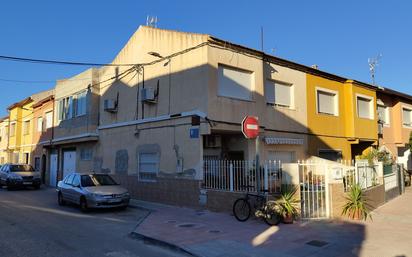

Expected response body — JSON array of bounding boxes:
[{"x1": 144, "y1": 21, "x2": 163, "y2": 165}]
[
  {"x1": 208, "y1": 230, "x2": 221, "y2": 234},
  {"x1": 306, "y1": 240, "x2": 328, "y2": 247}
]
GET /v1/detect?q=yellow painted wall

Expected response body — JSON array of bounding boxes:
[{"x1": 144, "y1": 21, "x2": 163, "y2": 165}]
[
  {"x1": 307, "y1": 74, "x2": 378, "y2": 160},
  {"x1": 8, "y1": 100, "x2": 34, "y2": 163}
]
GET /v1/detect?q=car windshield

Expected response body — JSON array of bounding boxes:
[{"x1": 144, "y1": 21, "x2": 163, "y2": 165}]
[
  {"x1": 81, "y1": 174, "x2": 118, "y2": 187},
  {"x1": 10, "y1": 165, "x2": 35, "y2": 172}
]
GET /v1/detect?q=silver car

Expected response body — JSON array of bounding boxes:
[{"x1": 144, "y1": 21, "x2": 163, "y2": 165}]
[
  {"x1": 57, "y1": 173, "x2": 130, "y2": 212},
  {"x1": 0, "y1": 164, "x2": 41, "y2": 190}
]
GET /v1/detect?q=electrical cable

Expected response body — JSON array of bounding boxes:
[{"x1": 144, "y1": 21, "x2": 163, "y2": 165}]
[{"x1": 0, "y1": 55, "x2": 135, "y2": 66}]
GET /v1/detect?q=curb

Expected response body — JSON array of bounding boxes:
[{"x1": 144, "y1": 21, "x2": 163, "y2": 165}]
[{"x1": 129, "y1": 232, "x2": 199, "y2": 257}]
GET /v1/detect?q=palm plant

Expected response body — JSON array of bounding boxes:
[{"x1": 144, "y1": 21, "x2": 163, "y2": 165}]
[
  {"x1": 278, "y1": 185, "x2": 300, "y2": 223},
  {"x1": 341, "y1": 184, "x2": 372, "y2": 221}
]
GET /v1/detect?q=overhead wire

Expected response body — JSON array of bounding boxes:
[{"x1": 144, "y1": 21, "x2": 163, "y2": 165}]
[{"x1": 0, "y1": 55, "x2": 135, "y2": 66}]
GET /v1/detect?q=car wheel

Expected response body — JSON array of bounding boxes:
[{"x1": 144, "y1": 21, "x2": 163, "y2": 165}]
[
  {"x1": 80, "y1": 197, "x2": 88, "y2": 213},
  {"x1": 58, "y1": 192, "x2": 66, "y2": 206}
]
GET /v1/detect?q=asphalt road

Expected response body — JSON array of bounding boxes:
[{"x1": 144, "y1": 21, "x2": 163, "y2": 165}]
[{"x1": 0, "y1": 186, "x2": 185, "y2": 257}]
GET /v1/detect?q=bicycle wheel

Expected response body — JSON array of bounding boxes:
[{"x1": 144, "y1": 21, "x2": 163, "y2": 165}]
[
  {"x1": 233, "y1": 198, "x2": 251, "y2": 222},
  {"x1": 264, "y1": 209, "x2": 281, "y2": 226}
]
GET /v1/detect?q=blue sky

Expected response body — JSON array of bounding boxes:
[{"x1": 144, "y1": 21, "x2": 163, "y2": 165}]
[{"x1": 0, "y1": 0, "x2": 411, "y2": 116}]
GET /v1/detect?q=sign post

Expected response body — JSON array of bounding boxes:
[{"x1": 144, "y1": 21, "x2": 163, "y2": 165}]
[{"x1": 241, "y1": 116, "x2": 260, "y2": 192}]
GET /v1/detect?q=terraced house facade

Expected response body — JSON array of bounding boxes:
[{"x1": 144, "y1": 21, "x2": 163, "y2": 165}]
[{"x1": 0, "y1": 26, "x2": 411, "y2": 207}]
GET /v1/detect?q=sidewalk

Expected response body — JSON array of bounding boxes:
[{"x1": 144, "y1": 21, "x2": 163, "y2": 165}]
[{"x1": 131, "y1": 189, "x2": 412, "y2": 257}]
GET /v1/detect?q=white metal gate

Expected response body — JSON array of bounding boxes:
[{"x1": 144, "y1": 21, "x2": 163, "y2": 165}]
[
  {"x1": 63, "y1": 151, "x2": 76, "y2": 179},
  {"x1": 299, "y1": 162, "x2": 330, "y2": 219},
  {"x1": 49, "y1": 154, "x2": 58, "y2": 187}
]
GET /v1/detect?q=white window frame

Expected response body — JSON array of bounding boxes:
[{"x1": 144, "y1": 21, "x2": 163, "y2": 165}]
[
  {"x1": 217, "y1": 64, "x2": 254, "y2": 101},
  {"x1": 37, "y1": 117, "x2": 43, "y2": 132},
  {"x1": 356, "y1": 94, "x2": 374, "y2": 120},
  {"x1": 315, "y1": 87, "x2": 339, "y2": 116},
  {"x1": 76, "y1": 91, "x2": 87, "y2": 117},
  {"x1": 138, "y1": 152, "x2": 159, "y2": 182},
  {"x1": 10, "y1": 122, "x2": 16, "y2": 137},
  {"x1": 377, "y1": 104, "x2": 390, "y2": 127},
  {"x1": 45, "y1": 111, "x2": 53, "y2": 129},
  {"x1": 23, "y1": 120, "x2": 31, "y2": 135},
  {"x1": 402, "y1": 106, "x2": 412, "y2": 128},
  {"x1": 265, "y1": 79, "x2": 294, "y2": 109}
]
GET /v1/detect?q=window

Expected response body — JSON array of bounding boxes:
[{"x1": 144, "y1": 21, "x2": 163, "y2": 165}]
[
  {"x1": 357, "y1": 96, "x2": 373, "y2": 119},
  {"x1": 317, "y1": 89, "x2": 338, "y2": 116},
  {"x1": 23, "y1": 120, "x2": 30, "y2": 135},
  {"x1": 10, "y1": 123, "x2": 15, "y2": 137},
  {"x1": 76, "y1": 91, "x2": 87, "y2": 117},
  {"x1": 80, "y1": 148, "x2": 93, "y2": 161},
  {"x1": 403, "y1": 108, "x2": 412, "y2": 127},
  {"x1": 5, "y1": 125, "x2": 8, "y2": 137},
  {"x1": 13, "y1": 153, "x2": 19, "y2": 163},
  {"x1": 45, "y1": 111, "x2": 53, "y2": 129},
  {"x1": 37, "y1": 117, "x2": 43, "y2": 132},
  {"x1": 218, "y1": 65, "x2": 253, "y2": 101},
  {"x1": 267, "y1": 151, "x2": 296, "y2": 163},
  {"x1": 319, "y1": 150, "x2": 342, "y2": 162},
  {"x1": 265, "y1": 80, "x2": 293, "y2": 108},
  {"x1": 23, "y1": 153, "x2": 29, "y2": 164},
  {"x1": 138, "y1": 152, "x2": 159, "y2": 182},
  {"x1": 58, "y1": 96, "x2": 74, "y2": 121},
  {"x1": 377, "y1": 105, "x2": 390, "y2": 125}
]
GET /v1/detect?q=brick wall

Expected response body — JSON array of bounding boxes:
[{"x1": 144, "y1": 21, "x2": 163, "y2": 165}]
[
  {"x1": 330, "y1": 183, "x2": 385, "y2": 218},
  {"x1": 111, "y1": 175, "x2": 201, "y2": 208}
]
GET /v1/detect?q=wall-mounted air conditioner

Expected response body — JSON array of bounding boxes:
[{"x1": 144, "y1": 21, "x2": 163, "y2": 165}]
[
  {"x1": 204, "y1": 135, "x2": 222, "y2": 148},
  {"x1": 104, "y1": 99, "x2": 117, "y2": 112},
  {"x1": 141, "y1": 88, "x2": 156, "y2": 103}
]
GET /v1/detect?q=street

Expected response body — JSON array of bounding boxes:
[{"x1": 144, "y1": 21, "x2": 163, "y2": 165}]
[{"x1": 0, "y1": 186, "x2": 185, "y2": 257}]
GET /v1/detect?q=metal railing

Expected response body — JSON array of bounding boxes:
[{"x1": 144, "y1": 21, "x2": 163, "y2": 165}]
[
  {"x1": 343, "y1": 161, "x2": 380, "y2": 191},
  {"x1": 202, "y1": 160, "x2": 282, "y2": 194}
]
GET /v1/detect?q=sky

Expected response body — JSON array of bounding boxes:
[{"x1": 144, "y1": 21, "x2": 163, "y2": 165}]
[{"x1": 0, "y1": 0, "x2": 411, "y2": 116}]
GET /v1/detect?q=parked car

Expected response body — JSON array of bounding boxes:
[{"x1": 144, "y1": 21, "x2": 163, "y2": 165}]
[
  {"x1": 57, "y1": 173, "x2": 130, "y2": 212},
  {"x1": 0, "y1": 164, "x2": 41, "y2": 190}
]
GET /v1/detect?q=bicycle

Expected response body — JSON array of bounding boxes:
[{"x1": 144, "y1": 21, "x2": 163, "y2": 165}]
[{"x1": 233, "y1": 186, "x2": 281, "y2": 226}]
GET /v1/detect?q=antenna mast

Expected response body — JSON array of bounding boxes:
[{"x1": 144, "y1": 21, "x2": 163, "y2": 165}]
[
  {"x1": 368, "y1": 54, "x2": 382, "y2": 86},
  {"x1": 146, "y1": 15, "x2": 158, "y2": 28}
]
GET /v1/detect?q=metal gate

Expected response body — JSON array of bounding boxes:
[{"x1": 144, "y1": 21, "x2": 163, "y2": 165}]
[{"x1": 299, "y1": 162, "x2": 330, "y2": 219}]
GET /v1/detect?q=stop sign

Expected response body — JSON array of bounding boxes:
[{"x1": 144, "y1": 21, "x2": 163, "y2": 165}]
[{"x1": 241, "y1": 116, "x2": 259, "y2": 139}]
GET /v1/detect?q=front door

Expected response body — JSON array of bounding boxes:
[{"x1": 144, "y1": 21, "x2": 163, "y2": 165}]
[
  {"x1": 49, "y1": 154, "x2": 58, "y2": 187},
  {"x1": 63, "y1": 151, "x2": 76, "y2": 179}
]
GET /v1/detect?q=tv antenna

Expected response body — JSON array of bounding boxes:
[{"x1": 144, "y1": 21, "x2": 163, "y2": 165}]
[
  {"x1": 146, "y1": 15, "x2": 158, "y2": 28},
  {"x1": 368, "y1": 54, "x2": 382, "y2": 86}
]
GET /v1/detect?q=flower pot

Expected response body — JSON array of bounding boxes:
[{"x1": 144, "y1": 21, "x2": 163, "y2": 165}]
[{"x1": 283, "y1": 214, "x2": 293, "y2": 224}]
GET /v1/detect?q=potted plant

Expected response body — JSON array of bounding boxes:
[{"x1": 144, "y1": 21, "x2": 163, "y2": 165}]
[
  {"x1": 277, "y1": 185, "x2": 300, "y2": 224},
  {"x1": 341, "y1": 184, "x2": 372, "y2": 221}
]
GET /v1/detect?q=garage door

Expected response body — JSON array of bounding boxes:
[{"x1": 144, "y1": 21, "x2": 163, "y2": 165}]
[{"x1": 63, "y1": 151, "x2": 76, "y2": 179}]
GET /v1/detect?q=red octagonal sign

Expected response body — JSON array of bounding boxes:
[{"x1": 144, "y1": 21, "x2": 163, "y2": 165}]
[{"x1": 241, "y1": 116, "x2": 259, "y2": 139}]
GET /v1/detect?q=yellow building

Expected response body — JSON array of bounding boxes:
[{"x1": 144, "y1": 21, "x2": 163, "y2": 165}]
[
  {"x1": 307, "y1": 73, "x2": 378, "y2": 161},
  {"x1": 0, "y1": 116, "x2": 9, "y2": 164},
  {"x1": 7, "y1": 97, "x2": 34, "y2": 164}
]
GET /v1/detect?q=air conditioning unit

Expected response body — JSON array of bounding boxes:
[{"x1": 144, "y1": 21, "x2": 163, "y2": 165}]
[
  {"x1": 141, "y1": 88, "x2": 156, "y2": 103},
  {"x1": 104, "y1": 99, "x2": 117, "y2": 112},
  {"x1": 204, "y1": 135, "x2": 222, "y2": 148}
]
